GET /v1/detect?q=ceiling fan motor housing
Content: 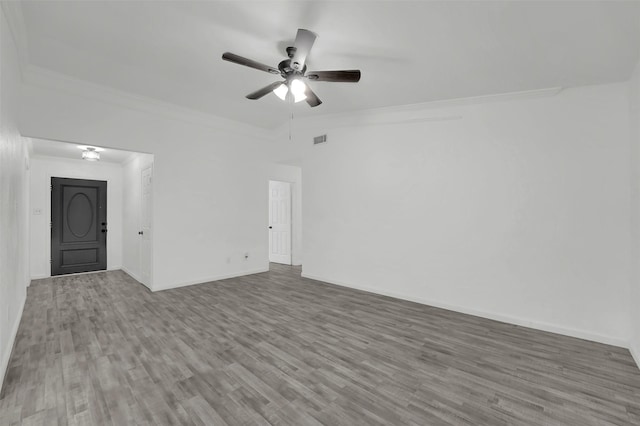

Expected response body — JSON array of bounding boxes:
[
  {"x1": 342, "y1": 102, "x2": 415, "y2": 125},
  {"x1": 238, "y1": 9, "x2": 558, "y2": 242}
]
[
  {"x1": 285, "y1": 46, "x2": 305, "y2": 71},
  {"x1": 278, "y1": 58, "x2": 307, "y2": 78}
]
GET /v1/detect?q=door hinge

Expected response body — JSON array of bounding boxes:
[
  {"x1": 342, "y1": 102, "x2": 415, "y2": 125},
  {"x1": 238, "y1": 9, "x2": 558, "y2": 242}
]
[
  {"x1": 50, "y1": 222, "x2": 52, "y2": 229},
  {"x1": 49, "y1": 259, "x2": 52, "y2": 264},
  {"x1": 50, "y1": 185, "x2": 52, "y2": 191}
]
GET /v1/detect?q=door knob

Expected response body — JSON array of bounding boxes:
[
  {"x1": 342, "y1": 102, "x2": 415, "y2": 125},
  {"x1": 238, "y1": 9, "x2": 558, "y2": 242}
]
[
  {"x1": 101, "y1": 229, "x2": 107, "y2": 233},
  {"x1": 268, "y1": 226, "x2": 272, "y2": 229},
  {"x1": 138, "y1": 231, "x2": 144, "y2": 235}
]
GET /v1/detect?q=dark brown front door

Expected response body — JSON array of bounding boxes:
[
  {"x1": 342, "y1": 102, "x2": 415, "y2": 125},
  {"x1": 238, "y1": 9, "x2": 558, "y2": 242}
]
[{"x1": 51, "y1": 177, "x2": 107, "y2": 276}]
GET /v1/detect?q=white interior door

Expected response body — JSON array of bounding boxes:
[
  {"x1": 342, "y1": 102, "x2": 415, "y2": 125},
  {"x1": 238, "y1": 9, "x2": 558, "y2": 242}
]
[
  {"x1": 269, "y1": 181, "x2": 292, "y2": 265},
  {"x1": 140, "y1": 165, "x2": 153, "y2": 286}
]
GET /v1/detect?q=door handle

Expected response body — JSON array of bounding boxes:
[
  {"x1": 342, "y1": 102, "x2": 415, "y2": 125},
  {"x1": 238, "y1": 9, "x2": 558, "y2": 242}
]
[
  {"x1": 268, "y1": 226, "x2": 272, "y2": 229},
  {"x1": 138, "y1": 231, "x2": 144, "y2": 235},
  {"x1": 101, "y1": 229, "x2": 108, "y2": 233}
]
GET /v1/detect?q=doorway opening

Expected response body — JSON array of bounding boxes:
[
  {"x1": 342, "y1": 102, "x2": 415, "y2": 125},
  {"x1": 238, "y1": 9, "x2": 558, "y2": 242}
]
[
  {"x1": 29, "y1": 137, "x2": 154, "y2": 286},
  {"x1": 268, "y1": 180, "x2": 292, "y2": 265},
  {"x1": 51, "y1": 177, "x2": 107, "y2": 275}
]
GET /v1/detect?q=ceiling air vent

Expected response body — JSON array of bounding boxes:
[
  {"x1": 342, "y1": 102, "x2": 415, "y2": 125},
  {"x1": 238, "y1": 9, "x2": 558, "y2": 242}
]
[{"x1": 313, "y1": 134, "x2": 327, "y2": 145}]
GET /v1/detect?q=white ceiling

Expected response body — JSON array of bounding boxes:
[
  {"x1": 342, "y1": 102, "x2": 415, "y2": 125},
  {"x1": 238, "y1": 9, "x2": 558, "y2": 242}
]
[
  {"x1": 20, "y1": 1, "x2": 640, "y2": 129},
  {"x1": 31, "y1": 138, "x2": 136, "y2": 164}
]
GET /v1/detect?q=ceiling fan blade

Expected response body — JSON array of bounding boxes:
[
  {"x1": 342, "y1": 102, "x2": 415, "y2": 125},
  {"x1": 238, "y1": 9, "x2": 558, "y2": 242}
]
[
  {"x1": 246, "y1": 81, "x2": 284, "y2": 100},
  {"x1": 304, "y1": 84, "x2": 322, "y2": 107},
  {"x1": 222, "y1": 52, "x2": 279, "y2": 74},
  {"x1": 306, "y1": 70, "x2": 361, "y2": 83},
  {"x1": 291, "y1": 29, "x2": 317, "y2": 71}
]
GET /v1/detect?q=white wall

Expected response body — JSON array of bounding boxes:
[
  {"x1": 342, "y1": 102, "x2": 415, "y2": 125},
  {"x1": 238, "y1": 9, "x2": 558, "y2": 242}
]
[
  {"x1": 19, "y1": 74, "x2": 282, "y2": 291},
  {"x1": 29, "y1": 156, "x2": 124, "y2": 278},
  {"x1": 0, "y1": 5, "x2": 30, "y2": 390},
  {"x1": 630, "y1": 58, "x2": 640, "y2": 366},
  {"x1": 122, "y1": 152, "x2": 154, "y2": 285},
  {"x1": 290, "y1": 83, "x2": 632, "y2": 347}
]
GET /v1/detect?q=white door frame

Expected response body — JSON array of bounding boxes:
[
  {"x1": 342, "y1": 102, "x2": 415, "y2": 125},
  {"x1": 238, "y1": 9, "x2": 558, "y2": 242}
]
[{"x1": 139, "y1": 164, "x2": 153, "y2": 288}]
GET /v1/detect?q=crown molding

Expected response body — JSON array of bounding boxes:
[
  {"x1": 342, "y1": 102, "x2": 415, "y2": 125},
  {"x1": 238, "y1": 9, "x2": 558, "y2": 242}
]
[
  {"x1": 20, "y1": 62, "x2": 563, "y2": 144},
  {"x1": 21, "y1": 60, "x2": 563, "y2": 141},
  {"x1": 1, "y1": 1, "x2": 29, "y2": 78},
  {"x1": 17, "y1": 59, "x2": 563, "y2": 144},
  {"x1": 2, "y1": 1, "x2": 275, "y2": 141},
  {"x1": 30, "y1": 153, "x2": 126, "y2": 167},
  {"x1": 24, "y1": 137, "x2": 33, "y2": 156},
  {"x1": 275, "y1": 86, "x2": 563, "y2": 136},
  {"x1": 23, "y1": 65, "x2": 276, "y2": 142}
]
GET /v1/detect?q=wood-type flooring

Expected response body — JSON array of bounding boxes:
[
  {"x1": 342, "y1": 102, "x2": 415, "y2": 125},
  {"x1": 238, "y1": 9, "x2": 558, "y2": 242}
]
[{"x1": 1, "y1": 264, "x2": 639, "y2": 425}]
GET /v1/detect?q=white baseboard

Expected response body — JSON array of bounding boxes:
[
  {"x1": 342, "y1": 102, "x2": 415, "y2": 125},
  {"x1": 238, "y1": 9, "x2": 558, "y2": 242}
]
[
  {"x1": 301, "y1": 273, "x2": 628, "y2": 349},
  {"x1": 1, "y1": 291, "x2": 26, "y2": 393},
  {"x1": 153, "y1": 268, "x2": 270, "y2": 292},
  {"x1": 120, "y1": 266, "x2": 152, "y2": 291},
  {"x1": 630, "y1": 342, "x2": 640, "y2": 371},
  {"x1": 30, "y1": 274, "x2": 49, "y2": 280}
]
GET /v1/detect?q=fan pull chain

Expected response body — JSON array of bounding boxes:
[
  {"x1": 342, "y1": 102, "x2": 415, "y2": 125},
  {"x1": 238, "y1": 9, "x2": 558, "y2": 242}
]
[{"x1": 289, "y1": 108, "x2": 294, "y2": 142}]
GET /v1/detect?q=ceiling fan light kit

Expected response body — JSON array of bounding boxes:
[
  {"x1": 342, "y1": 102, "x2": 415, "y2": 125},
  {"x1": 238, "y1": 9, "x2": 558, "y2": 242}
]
[
  {"x1": 222, "y1": 29, "x2": 361, "y2": 107},
  {"x1": 273, "y1": 79, "x2": 307, "y2": 103},
  {"x1": 273, "y1": 83, "x2": 289, "y2": 101}
]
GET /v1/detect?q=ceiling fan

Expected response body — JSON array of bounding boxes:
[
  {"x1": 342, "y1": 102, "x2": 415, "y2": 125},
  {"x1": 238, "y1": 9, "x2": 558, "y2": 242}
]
[{"x1": 222, "y1": 29, "x2": 361, "y2": 107}]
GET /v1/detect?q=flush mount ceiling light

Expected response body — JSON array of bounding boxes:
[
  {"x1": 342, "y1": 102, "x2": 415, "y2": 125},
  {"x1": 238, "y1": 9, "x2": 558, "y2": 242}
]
[
  {"x1": 78, "y1": 146, "x2": 103, "y2": 161},
  {"x1": 82, "y1": 148, "x2": 100, "y2": 161}
]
